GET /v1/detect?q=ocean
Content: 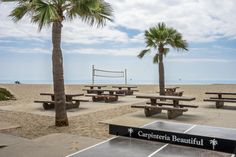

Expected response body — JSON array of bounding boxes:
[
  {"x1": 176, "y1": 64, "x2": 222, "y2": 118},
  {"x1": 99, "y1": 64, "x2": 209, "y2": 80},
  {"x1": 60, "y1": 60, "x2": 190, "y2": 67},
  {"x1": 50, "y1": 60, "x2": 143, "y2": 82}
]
[{"x1": 1, "y1": 79, "x2": 236, "y2": 85}]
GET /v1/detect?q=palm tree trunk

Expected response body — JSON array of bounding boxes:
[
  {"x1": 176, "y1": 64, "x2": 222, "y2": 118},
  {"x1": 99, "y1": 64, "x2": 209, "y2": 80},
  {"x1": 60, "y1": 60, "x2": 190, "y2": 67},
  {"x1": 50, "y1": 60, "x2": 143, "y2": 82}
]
[
  {"x1": 159, "y1": 52, "x2": 165, "y2": 95},
  {"x1": 52, "y1": 22, "x2": 69, "y2": 126}
]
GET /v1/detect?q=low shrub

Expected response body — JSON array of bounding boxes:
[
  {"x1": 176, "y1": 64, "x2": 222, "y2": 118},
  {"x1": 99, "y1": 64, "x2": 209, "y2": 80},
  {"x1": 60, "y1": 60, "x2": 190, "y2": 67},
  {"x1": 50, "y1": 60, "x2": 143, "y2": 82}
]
[{"x1": 0, "y1": 88, "x2": 15, "y2": 101}]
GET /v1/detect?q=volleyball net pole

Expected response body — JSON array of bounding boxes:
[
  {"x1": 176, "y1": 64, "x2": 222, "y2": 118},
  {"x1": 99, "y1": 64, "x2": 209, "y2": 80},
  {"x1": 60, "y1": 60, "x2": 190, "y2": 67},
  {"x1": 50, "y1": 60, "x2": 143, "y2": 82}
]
[{"x1": 92, "y1": 65, "x2": 127, "y2": 85}]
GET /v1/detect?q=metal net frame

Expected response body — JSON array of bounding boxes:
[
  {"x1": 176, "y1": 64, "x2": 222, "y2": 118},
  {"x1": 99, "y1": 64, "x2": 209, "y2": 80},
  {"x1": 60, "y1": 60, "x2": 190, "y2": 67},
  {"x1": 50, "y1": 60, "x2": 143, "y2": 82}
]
[{"x1": 92, "y1": 65, "x2": 127, "y2": 84}]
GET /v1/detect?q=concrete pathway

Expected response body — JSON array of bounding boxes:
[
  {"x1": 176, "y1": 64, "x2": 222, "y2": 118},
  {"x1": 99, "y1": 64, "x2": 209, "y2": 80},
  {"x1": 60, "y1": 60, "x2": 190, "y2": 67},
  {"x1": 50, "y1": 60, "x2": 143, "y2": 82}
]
[{"x1": 0, "y1": 133, "x2": 102, "y2": 157}]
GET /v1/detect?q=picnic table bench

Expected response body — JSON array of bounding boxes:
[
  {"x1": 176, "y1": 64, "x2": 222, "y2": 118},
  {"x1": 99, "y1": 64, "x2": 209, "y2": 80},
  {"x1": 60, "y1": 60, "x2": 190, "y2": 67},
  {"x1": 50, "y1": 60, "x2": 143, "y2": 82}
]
[
  {"x1": 34, "y1": 93, "x2": 88, "y2": 110},
  {"x1": 85, "y1": 89, "x2": 126, "y2": 103},
  {"x1": 204, "y1": 92, "x2": 236, "y2": 108},
  {"x1": 132, "y1": 94, "x2": 197, "y2": 119},
  {"x1": 112, "y1": 85, "x2": 139, "y2": 95}
]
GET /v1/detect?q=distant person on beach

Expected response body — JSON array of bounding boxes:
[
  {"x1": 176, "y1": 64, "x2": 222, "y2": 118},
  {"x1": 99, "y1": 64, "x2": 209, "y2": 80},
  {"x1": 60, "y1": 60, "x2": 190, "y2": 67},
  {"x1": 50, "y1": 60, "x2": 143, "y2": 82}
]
[{"x1": 14, "y1": 81, "x2": 21, "y2": 84}]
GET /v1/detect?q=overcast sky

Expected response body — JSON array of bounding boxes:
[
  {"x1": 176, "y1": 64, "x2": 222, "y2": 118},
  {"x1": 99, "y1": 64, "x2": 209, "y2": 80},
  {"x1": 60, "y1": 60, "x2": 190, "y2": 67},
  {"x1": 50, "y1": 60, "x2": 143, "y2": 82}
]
[{"x1": 0, "y1": 0, "x2": 236, "y2": 84}]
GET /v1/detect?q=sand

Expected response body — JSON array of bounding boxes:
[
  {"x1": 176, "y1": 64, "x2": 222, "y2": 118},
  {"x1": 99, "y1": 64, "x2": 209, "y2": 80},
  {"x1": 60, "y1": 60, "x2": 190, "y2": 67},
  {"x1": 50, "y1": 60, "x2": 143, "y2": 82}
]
[
  {"x1": 0, "y1": 84, "x2": 144, "y2": 139},
  {"x1": 0, "y1": 84, "x2": 236, "y2": 156}
]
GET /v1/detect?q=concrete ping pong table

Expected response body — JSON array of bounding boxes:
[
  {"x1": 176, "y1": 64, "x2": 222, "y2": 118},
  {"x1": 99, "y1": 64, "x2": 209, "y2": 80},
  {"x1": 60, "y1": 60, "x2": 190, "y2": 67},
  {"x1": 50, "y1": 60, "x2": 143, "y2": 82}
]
[{"x1": 67, "y1": 121, "x2": 236, "y2": 157}]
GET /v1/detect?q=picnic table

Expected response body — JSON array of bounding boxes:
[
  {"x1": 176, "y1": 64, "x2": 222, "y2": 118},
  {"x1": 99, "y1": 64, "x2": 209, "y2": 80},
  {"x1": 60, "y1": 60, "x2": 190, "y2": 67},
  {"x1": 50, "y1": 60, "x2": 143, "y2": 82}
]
[
  {"x1": 83, "y1": 85, "x2": 107, "y2": 94},
  {"x1": 40, "y1": 93, "x2": 84, "y2": 101},
  {"x1": 158, "y1": 87, "x2": 183, "y2": 96},
  {"x1": 84, "y1": 85, "x2": 107, "y2": 89},
  {"x1": 34, "y1": 93, "x2": 87, "y2": 110},
  {"x1": 132, "y1": 94, "x2": 197, "y2": 119},
  {"x1": 165, "y1": 87, "x2": 179, "y2": 93},
  {"x1": 85, "y1": 89, "x2": 126, "y2": 103},
  {"x1": 112, "y1": 85, "x2": 139, "y2": 95},
  {"x1": 204, "y1": 92, "x2": 236, "y2": 108}
]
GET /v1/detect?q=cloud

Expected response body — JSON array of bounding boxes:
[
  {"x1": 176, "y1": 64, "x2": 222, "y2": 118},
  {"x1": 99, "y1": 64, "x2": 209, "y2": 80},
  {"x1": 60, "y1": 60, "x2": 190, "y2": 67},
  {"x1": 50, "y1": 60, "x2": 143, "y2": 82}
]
[
  {"x1": 191, "y1": 46, "x2": 236, "y2": 54},
  {"x1": 0, "y1": 45, "x2": 143, "y2": 56},
  {"x1": 167, "y1": 58, "x2": 230, "y2": 63},
  {"x1": 108, "y1": 0, "x2": 236, "y2": 43},
  {"x1": 65, "y1": 47, "x2": 142, "y2": 56},
  {"x1": 1, "y1": 0, "x2": 236, "y2": 45},
  {"x1": 0, "y1": 3, "x2": 138, "y2": 45},
  {"x1": 0, "y1": 46, "x2": 50, "y2": 54},
  {"x1": 62, "y1": 22, "x2": 130, "y2": 44}
]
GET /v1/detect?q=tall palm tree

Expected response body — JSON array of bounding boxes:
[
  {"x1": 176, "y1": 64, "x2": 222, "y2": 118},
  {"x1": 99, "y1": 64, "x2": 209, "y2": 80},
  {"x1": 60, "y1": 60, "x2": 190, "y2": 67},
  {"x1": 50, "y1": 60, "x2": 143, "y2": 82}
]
[
  {"x1": 3, "y1": 0, "x2": 113, "y2": 126},
  {"x1": 138, "y1": 22, "x2": 188, "y2": 95}
]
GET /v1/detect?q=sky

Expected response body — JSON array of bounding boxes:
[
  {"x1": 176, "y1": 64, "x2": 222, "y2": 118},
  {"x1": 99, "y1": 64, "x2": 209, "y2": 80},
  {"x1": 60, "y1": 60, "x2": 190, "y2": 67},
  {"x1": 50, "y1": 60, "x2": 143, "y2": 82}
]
[{"x1": 0, "y1": 0, "x2": 236, "y2": 84}]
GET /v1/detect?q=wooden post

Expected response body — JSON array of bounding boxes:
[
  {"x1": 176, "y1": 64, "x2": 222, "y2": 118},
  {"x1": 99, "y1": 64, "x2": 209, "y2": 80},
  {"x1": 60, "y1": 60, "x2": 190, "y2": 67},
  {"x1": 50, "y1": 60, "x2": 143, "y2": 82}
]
[
  {"x1": 125, "y1": 69, "x2": 127, "y2": 85},
  {"x1": 92, "y1": 65, "x2": 95, "y2": 84}
]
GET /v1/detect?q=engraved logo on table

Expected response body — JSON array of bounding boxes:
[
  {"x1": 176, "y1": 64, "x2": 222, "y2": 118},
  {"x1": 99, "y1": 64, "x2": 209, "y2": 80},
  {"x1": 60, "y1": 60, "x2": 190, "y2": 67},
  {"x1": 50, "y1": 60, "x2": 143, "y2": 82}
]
[
  {"x1": 128, "y1": 128, "x2": 134, "y2": 137},
  {"x1": 209, "y1": 139, "x2": 218, "y2": 150}
]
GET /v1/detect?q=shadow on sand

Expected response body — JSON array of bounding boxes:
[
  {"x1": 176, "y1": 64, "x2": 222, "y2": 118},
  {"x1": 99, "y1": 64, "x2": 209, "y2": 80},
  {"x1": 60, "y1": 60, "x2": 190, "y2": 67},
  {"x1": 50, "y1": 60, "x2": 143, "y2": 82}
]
[{"x1": 203, "y1": 104, "x2": 236, "y2": 110}]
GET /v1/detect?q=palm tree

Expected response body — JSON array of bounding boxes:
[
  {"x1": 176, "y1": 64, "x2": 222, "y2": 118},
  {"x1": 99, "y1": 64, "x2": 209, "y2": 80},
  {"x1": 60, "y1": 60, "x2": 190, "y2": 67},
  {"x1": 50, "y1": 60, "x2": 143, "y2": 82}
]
[
  {"x1": 3, "y1": 0, "x2": 113, "y2": 126},
  {"x1": 138, "y1": 22, "x2": 188, "y2": 95}
]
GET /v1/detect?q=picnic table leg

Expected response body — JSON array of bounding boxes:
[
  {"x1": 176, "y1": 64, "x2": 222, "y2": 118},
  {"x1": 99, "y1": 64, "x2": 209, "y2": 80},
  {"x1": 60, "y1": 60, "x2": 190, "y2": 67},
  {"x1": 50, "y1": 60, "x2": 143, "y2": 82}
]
[
  {"x1": 173, "y1": 100, "x2": 180, "y2": 108},
  {"x1": 167, "y1": 110, "x2": 183, "y2": 119},
  {"x1": 127, "y1": 87, "x2": 133, "y2": 95},
  {"x1": 216, "y1": 94, "x2": 224, "y2": 108},
  {"x1": 125, "y1": 91, "x2": 133, "y2": 95},
  {"x1": 66, "y1": 96, "x2": 72, "y2": 102},
  {"x1": 92, "y1": 96, "x2": 104, "y2": 102},
  {"x1": 177, "y1": 91, "x2": 184, "y2": 96},
  {"x1": 70, "y1": 100, "x2": 80, "y2": 109},
  {"x1": 98, "y1": 91, "x2": 103, "y2": 95},
  {"x1": 144, "y1": 107, "x2": 162, "y2": 117},
  {"x1": 116, "y1": 88, "x2": 124, "y2": 95},
  {"x1": 150, "y1": 98, "x2": 157, "y2": 106},
  {"x1": 43, "y1": 102, "x2": 54, "y2": 110},
  {"x1": 105, "y1": 96, "x2": 118, "y2": 103},
  {"x1": 165, "y1": 89, "x2": 172, "y2": 96},
  {"x1": 109, "y1": 91, "x2": 114, "y2": 95},
  {"x1": 51, "y1": 95, "x2": 55, "y2": 101},
  {"x1": 216, "y1": 102, "x2": 224, "y2": 108}
]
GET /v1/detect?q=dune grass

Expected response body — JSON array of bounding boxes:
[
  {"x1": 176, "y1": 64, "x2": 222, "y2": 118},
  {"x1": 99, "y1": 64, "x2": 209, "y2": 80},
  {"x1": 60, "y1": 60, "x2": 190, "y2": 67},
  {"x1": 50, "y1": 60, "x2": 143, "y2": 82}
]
[{"x1": 0, "y1": 88, "x2": 15, "y2": 101}]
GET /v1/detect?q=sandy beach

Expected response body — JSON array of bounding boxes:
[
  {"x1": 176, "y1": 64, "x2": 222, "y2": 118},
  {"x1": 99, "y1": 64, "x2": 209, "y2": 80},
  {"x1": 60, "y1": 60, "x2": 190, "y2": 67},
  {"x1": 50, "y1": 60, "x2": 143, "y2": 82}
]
[{"x1": 0, "y1": 84, "x2": 236, "y2": 156}]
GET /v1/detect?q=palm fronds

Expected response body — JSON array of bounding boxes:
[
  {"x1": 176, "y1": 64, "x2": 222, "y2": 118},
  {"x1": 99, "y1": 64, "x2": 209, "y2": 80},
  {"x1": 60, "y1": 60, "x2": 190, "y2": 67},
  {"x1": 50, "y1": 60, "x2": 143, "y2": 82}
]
[
  {"x1": 138, "y1": 49, "x2": 150, "y2": 58},
  {"x1": 4, "y1": 0, "x2": 113, "y2": 30},
  {"x1": 138, "y1": 22, "x2": 188, "y2": 62}
]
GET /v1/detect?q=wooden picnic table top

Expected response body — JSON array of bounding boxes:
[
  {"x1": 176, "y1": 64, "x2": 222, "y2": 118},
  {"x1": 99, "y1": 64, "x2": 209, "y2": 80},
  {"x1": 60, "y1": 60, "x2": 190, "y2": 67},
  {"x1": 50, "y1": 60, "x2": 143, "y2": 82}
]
[
  {"x1": 85, "y1": 89, "x2": 128, "y2": 92},
  {"x1": 40, "y1": 93, "x2": 84, "y2": 97},
  {"x1": 84, "y1": 85, "x2": 107, "y2": 88},
  {"x1": 205, "y1": 92, "x2": 236, "y2": 95},
  {"x1": 165, "y1": 87, "x2": 179, "y2": 90},
  {"x1": 136, "y1": 94, "x2": 195, "y2": 101},
  {"x1": 112, "y1": 85, "x2": 137, "y2": 89}
]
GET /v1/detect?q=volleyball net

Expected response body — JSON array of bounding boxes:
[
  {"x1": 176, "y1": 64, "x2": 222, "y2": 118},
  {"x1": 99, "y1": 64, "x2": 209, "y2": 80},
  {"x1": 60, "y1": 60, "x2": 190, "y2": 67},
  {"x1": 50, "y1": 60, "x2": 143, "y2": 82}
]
[{"x1": 92, "y1": 65, "x2": 127, "y2": 84}]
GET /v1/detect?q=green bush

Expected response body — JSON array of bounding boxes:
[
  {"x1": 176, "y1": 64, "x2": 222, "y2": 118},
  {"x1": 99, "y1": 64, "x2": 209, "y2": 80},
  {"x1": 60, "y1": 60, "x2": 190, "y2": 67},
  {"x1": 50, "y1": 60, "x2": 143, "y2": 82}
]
[{"x1": 0, "y1": 88, "x2": 15, "y2": 101}]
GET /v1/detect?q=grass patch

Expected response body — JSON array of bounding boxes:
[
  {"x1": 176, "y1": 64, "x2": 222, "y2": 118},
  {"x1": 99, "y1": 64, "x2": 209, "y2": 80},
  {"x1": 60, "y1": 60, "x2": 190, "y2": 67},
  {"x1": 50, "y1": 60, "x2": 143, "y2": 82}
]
[{"x1": 0, "y1": 88, "x2": 15, "y2": 101}]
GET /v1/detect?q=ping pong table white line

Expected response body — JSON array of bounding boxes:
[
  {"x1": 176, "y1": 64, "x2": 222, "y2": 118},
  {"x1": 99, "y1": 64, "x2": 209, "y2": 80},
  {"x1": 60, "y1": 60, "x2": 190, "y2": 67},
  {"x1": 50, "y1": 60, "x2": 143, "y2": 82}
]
[
  {"x1": 183, "y1": 125, "x2": 235, "y2": 157},
  {"x1": 147, "y1": 144, "x2": 169, "y2": 157},
  {"x1": 184, "y1": 125, "x2": 196, "y2": 133},
  {"x1": 142, "y1": 120, "x2": 159, "y2": 127},
  {"x1": 66, "y1": 120, "x2": 160, "y2": 157},
  {"x1": 148, "y1": 124, "x2": 197, "y2": 157},
  {"x1": 65, "y1": 137, "x2": 117, "y2": 157}
]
